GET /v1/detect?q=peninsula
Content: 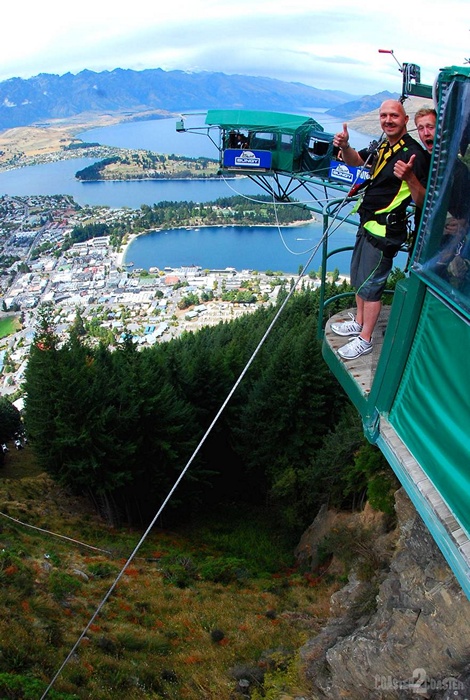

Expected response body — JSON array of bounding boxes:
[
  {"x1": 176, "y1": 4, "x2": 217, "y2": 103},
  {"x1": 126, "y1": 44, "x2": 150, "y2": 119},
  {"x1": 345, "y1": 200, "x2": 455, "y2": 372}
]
[{"x1": 75, "y1": 151, "x2": 220, "y2": 181}]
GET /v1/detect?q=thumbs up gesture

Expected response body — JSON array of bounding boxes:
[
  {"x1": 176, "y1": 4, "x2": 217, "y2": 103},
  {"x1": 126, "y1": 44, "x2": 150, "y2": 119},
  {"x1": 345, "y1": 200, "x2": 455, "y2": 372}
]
[{"x1": 394, "y1": 154, "x2": 416, "y2": 181}]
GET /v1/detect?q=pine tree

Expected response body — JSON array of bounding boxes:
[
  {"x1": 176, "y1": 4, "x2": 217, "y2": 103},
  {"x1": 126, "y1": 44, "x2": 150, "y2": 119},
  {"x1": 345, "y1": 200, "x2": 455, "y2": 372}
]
[
  {"x1": 0, "y1": 398, "x2": 22, "y2": 443},
  {"x1": 23, "y1": 304, "x2": 62, "y2": 473}
]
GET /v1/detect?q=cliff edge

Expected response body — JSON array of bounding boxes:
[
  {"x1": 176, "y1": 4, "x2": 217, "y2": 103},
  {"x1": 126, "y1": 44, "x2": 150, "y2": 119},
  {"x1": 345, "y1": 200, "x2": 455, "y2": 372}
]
[{"x1": 297, "y1": 489, "x2": 470, "y2": 699}]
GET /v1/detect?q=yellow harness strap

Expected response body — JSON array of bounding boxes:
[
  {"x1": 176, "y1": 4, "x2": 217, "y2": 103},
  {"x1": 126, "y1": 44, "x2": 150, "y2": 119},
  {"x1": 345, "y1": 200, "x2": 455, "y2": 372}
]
[{"x1": 370, "y1": 138, "x2": 406, "y2": 180}]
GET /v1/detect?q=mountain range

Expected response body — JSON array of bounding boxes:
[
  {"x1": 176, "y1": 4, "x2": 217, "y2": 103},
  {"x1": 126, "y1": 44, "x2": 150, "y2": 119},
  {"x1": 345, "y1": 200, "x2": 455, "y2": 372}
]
[
  {"x1": 0, "y1": 68, "x2": 399, "y2": 132},
  {"x1": 326, "y1": 90, "x2": 400, "y2": 120}
]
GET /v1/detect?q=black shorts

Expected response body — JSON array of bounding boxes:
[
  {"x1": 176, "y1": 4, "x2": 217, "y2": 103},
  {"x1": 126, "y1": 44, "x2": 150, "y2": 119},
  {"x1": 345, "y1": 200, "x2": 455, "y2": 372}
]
[{"x1": 350, "y1": 229, "x2": 395, "y2": 302}]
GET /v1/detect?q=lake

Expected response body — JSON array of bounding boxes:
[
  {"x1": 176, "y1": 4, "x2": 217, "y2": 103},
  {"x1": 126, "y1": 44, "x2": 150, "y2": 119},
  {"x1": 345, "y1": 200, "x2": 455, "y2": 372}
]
[
  {"x1": 0, "y1": 157, "x2": 265, "y2": 208},
  {"x1": 0, "y1": 113, "x2": 373, "y2": 208},
  {"x1": 123, "y1": 222, "x2": 360, "y2": 275},
  {"x1": 0, "y1": 113, "x2": 375, "y2": 272}
]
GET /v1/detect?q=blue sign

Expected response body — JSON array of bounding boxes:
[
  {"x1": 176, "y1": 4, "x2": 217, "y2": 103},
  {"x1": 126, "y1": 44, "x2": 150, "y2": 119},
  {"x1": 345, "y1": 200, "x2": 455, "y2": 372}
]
[
  {"x1": 223, "y1": 149, "x2": 272, "y2": 170},
  {"x1": 328, "y1": 160, "x2": 370, "y2": 185}
]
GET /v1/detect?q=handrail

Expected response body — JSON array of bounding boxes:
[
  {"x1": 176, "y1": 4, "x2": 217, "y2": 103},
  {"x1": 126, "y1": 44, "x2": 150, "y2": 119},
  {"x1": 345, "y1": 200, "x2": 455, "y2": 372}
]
[
  {"x1": 317, "y1": 197, "x2": 359, "y2": 340},
  {"x1": 316, "y1": 197, "x2": 399, "y2": 340}
]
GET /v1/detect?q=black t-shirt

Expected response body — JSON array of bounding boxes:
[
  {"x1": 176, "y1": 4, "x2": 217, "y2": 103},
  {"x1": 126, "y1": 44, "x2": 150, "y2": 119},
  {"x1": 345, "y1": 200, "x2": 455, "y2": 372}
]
[{"x1": 358, "y1": 133, "x2": 429, "y2": 216}]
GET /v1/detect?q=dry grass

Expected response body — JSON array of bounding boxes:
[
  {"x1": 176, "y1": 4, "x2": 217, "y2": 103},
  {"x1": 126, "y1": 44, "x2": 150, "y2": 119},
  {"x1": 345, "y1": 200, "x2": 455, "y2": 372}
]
[
  {"x1": 349, "y1": 96, "x2": 436, "y2": 137},
  {"x1": 0, "y1": 108, "x2": 173, "y2": 164},
  {"x1": 0, "y1": 126, "x2": 77, "y2": 160},
  {"x1": 0, "y1": 448, "x2": 337, "y2": 699}
]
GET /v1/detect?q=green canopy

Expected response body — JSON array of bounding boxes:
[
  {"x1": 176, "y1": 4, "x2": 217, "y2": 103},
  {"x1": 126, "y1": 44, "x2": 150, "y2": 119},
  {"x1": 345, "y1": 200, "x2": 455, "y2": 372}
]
[
  {"x1": 205, "y1": 109, "x2": 323, "y2": 134},
  {"x1": 206, "y1": 109, "x2": 332, "y2": 174}
]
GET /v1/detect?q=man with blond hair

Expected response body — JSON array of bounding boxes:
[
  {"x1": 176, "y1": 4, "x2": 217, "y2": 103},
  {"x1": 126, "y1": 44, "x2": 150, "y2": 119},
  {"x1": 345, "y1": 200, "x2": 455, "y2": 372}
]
[
  {"x1": 331, "y1": 100, "x2": 429, "y2": 359},
  {"x1": 414, "y1": 107, "x2": 436, "y2": 154},
  {"x1": 393, "y1": 107, "x2": 436, "y2": 208}
]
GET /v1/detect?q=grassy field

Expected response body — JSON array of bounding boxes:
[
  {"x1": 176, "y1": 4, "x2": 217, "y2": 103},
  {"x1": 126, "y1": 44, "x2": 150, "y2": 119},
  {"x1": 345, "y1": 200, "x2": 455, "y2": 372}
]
[
  {"x1": 0, "y1": 446, "x2": 337, "y2": 700},
  {"x1": 0, "y1": 315, "x2": 20, "y2": 339}
]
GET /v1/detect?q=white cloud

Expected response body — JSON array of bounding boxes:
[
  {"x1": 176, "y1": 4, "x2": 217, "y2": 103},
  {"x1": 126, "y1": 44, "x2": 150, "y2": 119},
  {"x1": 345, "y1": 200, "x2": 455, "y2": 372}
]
[{"x1": 0, "y1": 0, "x2": 468, "y2": 95}]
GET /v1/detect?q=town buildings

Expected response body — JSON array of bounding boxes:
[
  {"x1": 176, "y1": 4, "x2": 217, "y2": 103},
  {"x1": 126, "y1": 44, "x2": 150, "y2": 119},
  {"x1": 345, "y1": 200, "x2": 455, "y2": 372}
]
[{"x1": 1, "y1": 195, "x2": 318, "y2": 397}]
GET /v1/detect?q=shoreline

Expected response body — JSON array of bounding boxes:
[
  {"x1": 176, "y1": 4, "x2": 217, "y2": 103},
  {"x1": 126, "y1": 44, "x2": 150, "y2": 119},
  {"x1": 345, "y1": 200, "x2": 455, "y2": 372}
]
[
  {"x1": 78, "y1": 176, "x2": 239, "y2": 183},
  {"x1": 118, "y1": 219, "x2": 317, "y2": 267},
  {"x1": 115, "y1": 219, "x2": 347, "y2": 280}
]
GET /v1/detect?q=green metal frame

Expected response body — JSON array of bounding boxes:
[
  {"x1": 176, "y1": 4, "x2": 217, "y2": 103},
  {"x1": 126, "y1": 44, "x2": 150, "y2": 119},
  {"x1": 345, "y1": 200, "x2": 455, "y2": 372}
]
[
  {"x1": 319, "y1": 65, "x2": 470, "y2": 600},
  {"x1": 205, "y1": 109, "x2": 335, "y2": 175},
  {"x1": 182, "y1": 74, "x2": 470, "y2": 597}
]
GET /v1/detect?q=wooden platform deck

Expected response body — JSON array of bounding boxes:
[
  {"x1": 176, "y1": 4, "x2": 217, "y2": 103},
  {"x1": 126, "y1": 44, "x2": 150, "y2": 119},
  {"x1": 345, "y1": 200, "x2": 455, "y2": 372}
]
[
  {"x1": 324, "y1": 306, "x2": 391, "y2": 396},
  {"x1": 324, "y1": 306, "x2": 470, "y2": 596}
]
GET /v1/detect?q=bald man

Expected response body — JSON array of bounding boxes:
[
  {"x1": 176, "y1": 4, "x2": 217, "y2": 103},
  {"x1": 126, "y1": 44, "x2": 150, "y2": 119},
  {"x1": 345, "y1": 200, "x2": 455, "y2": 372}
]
[{"x1": 331, "y1": 100, "x2": 430, "y2": 359}]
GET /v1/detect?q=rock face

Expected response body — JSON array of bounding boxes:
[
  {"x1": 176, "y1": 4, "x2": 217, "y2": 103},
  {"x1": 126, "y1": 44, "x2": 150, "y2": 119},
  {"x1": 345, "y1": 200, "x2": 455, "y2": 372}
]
[{"x1": 299, "y1": 489, "x2": 470, "y2": 699}]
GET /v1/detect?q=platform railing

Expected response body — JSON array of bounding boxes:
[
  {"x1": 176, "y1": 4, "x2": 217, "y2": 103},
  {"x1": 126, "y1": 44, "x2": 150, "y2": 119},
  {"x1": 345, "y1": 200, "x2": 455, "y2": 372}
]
[
  {"x1": 316, "y1": 198, "x2": 357, "y2": 340},
  {"x1": 316, "y1": 197, "x2": 403, "y2": 341}
]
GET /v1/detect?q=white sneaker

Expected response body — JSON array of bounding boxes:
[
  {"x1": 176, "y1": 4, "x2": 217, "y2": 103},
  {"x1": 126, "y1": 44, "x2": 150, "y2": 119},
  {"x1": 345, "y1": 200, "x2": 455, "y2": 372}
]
[
  {"x1": 331, "y1": 312, "x2": 363, "y2": 337},
  {"x1": 337, "y1": 336, "x2": 373, "y2": 360}
]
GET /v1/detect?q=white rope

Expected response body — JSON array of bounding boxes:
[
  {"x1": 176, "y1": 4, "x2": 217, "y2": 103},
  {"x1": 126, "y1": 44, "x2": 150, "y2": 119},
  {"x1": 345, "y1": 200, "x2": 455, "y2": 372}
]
[
  {"x1": 0, "y1": 510, "x2": 112, "y2": 554},
  {"x1": 220, "y1": 172, "x2": 335, "y2": 207},
  {"x1": 40, "y1": 165, "x2": 362, "y2": 699},
  {"x1": 39, "y1": 230, "x2": 328, "y2": 700}
]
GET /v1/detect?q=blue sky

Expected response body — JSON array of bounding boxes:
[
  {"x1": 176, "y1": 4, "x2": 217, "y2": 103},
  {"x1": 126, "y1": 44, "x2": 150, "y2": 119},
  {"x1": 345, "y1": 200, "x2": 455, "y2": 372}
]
[{"x1": 2, "y1": 0, "x2": 468, "y2": 95}]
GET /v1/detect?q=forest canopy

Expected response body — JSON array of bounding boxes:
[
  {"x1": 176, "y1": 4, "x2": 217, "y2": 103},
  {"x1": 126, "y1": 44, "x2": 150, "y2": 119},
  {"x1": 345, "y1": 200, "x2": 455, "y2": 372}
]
[{"x1": 23, "y1": 284, "x2": 395, "y2": 531}]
